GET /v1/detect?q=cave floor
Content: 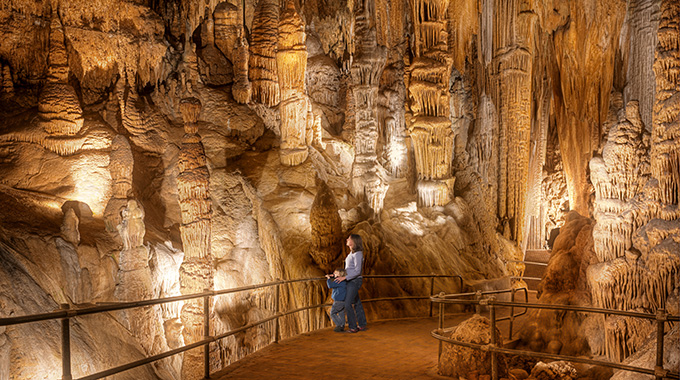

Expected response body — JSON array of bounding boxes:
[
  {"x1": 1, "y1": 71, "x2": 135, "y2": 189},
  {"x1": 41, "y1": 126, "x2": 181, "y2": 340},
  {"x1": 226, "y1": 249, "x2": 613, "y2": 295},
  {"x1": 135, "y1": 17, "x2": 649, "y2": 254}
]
[{"x1": 212, "y1": 313, "x2": 491, "y2": 380}]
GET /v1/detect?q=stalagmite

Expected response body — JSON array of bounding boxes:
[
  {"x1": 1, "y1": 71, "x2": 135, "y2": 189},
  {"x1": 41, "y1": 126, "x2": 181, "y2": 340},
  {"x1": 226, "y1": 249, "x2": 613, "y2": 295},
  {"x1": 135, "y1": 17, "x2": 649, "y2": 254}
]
[
  {"x1": 309, "y1": 178, "x2": 343, "y2": 272},
  {"x1": 380, "y1": 63, "x2": 408, "y2": 177},
  {"x1": 276, "y1": 0, "x2": 309, "y2": 166},
  {"x1": 38, "y1": 11, "x2": 84, "y2": 137},
  {"x1": 591, "y1": 101, "x2": 650, "y2": 262},
  {"x1": 1, "y1": 63, "x2": 13, "y2": 98},
  {"x1": 350, "y1": 0, "x2": 389, "y2": 214},
  {"x1": 249, "y1": 0, "x2": 280, "y2": 106},
  {"x1": 177, "y1": 97, "x2": 214, "y2": 380},
  {"x1": 104, "y1": 135, "x2": 134, "y2": 233},
  {"x1": 232, "y1": 33, "x2": 252, "y2": 104},
  {"x1": 651, "y1": 0, "x2": 680, "y2": 208}
]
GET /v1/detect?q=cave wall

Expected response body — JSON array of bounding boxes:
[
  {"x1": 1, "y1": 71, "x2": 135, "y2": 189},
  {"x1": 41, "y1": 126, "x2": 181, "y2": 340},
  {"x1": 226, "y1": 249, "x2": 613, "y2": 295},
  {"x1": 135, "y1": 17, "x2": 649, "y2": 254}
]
[{"x1": 0, "y1": 0, "x2": 678, "y2": 378}]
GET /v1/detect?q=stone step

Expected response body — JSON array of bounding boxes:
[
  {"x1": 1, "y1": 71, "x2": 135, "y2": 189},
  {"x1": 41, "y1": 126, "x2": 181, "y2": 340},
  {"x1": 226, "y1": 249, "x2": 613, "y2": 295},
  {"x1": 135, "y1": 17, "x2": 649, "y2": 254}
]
[
  {"x1": 523, "y1": 261, "x2": 547, "y2": 279},
  {"x1": 524, "y1": 249, "x2": 551, "y2": 264}
]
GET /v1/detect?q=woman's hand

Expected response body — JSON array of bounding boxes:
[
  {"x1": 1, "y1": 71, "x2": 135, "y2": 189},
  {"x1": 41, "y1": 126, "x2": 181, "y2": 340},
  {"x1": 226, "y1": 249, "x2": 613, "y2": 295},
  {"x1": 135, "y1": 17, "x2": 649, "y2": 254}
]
[{"x1": 334, "y1": 276, "x2": 346, "y2": 283}]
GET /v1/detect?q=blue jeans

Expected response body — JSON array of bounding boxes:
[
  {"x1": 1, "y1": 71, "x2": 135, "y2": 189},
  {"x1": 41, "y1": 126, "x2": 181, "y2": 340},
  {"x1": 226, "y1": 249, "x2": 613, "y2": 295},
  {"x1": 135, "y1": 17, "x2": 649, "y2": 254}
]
[
  {"x1": 345, "y1": 277, "x2": 366, "y2": 330},
  {"x1": 330, "y1": 300, "x2": 345, "y2": 327}
]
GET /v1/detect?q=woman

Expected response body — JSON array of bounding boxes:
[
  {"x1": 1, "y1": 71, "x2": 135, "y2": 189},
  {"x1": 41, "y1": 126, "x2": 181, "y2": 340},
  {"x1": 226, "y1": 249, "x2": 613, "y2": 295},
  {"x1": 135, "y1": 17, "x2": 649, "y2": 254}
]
[{"x1": 334, "y1": 234, "x2": 367, "y2": 333}]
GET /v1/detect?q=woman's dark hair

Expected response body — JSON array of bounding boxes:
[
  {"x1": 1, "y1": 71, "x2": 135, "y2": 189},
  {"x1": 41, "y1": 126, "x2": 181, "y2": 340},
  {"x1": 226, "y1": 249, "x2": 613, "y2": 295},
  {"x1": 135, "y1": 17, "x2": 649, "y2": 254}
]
[{"x1": 349, "y1": 234, "x2": 363, "y2": 252}]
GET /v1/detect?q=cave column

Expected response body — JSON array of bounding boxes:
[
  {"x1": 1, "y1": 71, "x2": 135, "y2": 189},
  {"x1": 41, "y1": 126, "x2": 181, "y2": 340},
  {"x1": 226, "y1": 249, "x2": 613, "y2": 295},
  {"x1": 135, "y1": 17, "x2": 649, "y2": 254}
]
[
  {"x1": 249, "y1": 0, "x2": 280, "y2": 106},
  {"x1": 407, "y1": 0, "x2": 455, "y2": 207},
  {"x1": 276, "y1": 0, "x2": 309, "y2": 166},
  {"x1": 651, "y1": 0, "x2": 680, "y2": 210},
  {"x1": 177, "y1": 98, "x2": 214, "y2": 380},
  {"x1": 350, "y1": 0, "x2": 390, "y2": 214},
  {"x1": 489, "y1": 0, "x2": 535, "y2": 244}
]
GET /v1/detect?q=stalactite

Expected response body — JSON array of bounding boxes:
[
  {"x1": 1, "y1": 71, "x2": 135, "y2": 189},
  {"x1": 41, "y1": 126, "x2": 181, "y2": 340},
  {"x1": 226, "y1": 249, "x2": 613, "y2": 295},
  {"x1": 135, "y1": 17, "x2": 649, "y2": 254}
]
[
  {"x1": 38, "y1": 11, "x2": 84, "y2": 137},
  {"x1": 380, "y1": 62, "x2": 408, "y2": 177},
  {"x1": 177, "y1": 97, "x2": 214, "y2": 380},
  {"x1": 277, "y1": 0, "x2": 309, "y2": 166},
  {"x1": 407, "y1": 0, "x2": 455, "y2": 207},
  {"x1": 651, "y1": 0, "x2": 680, "y2": 207},
  {"x1": 249, "y1": 0, "x2": 280, "y2": 107}
]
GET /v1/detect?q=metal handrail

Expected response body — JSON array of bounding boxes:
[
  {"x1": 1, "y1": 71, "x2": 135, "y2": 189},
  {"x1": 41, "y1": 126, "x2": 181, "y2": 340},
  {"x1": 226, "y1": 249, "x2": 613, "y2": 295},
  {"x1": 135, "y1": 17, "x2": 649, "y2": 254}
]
[
  {"x1": 430, "y1": 294, "x2": 680, "y2": 380},
  {"x1": 0, "y1": 273, "x2": 462, "y2": 380}
]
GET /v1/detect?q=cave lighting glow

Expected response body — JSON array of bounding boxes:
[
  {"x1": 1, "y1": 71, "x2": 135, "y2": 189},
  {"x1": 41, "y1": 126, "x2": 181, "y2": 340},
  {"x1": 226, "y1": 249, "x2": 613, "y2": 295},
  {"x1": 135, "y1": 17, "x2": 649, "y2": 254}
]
[{"x1": 70, "y1": 155, "x2": 112, "y2": 216}]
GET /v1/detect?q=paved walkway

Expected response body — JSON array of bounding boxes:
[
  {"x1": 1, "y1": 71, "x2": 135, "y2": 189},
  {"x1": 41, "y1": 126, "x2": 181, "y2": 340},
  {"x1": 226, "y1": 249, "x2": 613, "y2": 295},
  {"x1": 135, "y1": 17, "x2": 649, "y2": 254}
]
[{"x1": 212, "y1": 315, "x2": 473, "y2": 380}]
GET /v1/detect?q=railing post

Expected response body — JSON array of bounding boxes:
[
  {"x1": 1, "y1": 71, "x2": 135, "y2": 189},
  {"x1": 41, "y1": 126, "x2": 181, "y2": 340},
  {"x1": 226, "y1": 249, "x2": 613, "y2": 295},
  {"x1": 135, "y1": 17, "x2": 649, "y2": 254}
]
[
  {"x1": 509, "y1": 288, "x2": 516, "y2": 339},
  {"x1": 274, "y1": 283, "x2": 280, "y2": 343},
  {"x1": 438, "y1": 292, "x2": 445, "y2": 363},
  {"x1": 61, "y1": 303, "x2": 72, "y2": 380},
  {"x1": 475, "y1": 290, "x2": 482, "y2": 315},
  {"x1": 655, "y1": 308, "x2": 666, "y2": 380},
  {"x1": 204, "y1": 292, "x2": 211, "y2": 379},
  {"x1": 490, "y1": 297, "x2": 498, "y2": 380},
  {"x1": 429, "y1": 275, "x2": 435, "y2": 317}
]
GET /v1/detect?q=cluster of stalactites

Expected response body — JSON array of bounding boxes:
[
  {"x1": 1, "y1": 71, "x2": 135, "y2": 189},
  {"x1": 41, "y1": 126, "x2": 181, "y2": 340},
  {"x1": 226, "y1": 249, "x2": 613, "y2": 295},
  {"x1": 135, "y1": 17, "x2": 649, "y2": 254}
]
[
  {"x1": 407, "y1": 0, "x2": 454, "y2": 207},
  {"x1": 38, "y1": 11, "x2": 84, "y2": 138},
  {"x1": 590, "y1": 101, "x2": 650, "y2": 262},
  {"x1": 277, "y1": 0, "x2": 309, "y2": 166},
  {"x1": 651, "y1": 0, "x2": 680, "y2": 207},
  {"x1": 249, "y1": 0, "x2": 280, "y2": 107}
]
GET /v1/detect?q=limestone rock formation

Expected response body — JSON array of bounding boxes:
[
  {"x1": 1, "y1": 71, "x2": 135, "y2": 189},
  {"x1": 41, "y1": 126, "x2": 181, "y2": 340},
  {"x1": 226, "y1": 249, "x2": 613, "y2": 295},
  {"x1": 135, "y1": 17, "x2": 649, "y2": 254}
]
[
  {"x1": 309, "y1": 178, "x2": 343, "y2": 272},
  {"x1": 177, "y1": 97, "x2": 214, "y2": 380},
  {"x1": 350, "y1": 0, "x2": 389, "y2": 215},
  {"x1": 276, "y1": 0, "x2": 309, "y2": 166},
  {"x1": 439, "y1": 314, "x2": 507, "y2": 378},
  {"x1": 38, "y1": 11, "x2": 83, "y2": 137},
  {"x1": 249, "y1": 0, "x2": 280, "y2": 106},
  {"x1": 407, "y1": 0, "x2": 455, "y2": 207},
  {"x1": 104, "y1": 135, "x2": 134, "y2": 233}
]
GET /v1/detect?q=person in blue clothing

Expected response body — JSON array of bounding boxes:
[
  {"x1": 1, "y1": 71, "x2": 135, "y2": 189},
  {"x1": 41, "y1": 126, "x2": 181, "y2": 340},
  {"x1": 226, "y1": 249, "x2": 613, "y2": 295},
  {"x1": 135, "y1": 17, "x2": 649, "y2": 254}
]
[
  {"x1": 334, "y1": 234, "x2": 367, "y2": 333},
  {"x1": 325, "y1": 268, "x2": 347, "y2": 332}
]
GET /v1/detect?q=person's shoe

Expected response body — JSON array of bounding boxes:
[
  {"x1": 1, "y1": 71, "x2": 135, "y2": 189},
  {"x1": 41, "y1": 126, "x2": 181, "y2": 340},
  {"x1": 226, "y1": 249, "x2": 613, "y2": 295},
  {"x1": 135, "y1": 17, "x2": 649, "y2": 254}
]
[
  {"x1": 357, "y1": 326, "x2": 367, "y2": 332},
  {"x1": 346, "y1": 328, "x2": 358, "y2": 333},
  {"x1": 333, "y1": 326, "x2": 344, "y2": 332}
]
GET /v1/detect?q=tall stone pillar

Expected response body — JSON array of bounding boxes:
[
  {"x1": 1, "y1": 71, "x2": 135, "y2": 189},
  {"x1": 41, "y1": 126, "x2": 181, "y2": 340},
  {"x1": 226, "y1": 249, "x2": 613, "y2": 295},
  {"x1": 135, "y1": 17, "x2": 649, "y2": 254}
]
[
  {"x1": 651, "y1": 0, "x2": 680, "y2": 209},
  {"x1": 407, "y1": 0, "x2": 455, "y2": 207},
  {"x1": 276, "y1": 0, "x2": 309, "y2": 166},
  {"x1": 177, "y1": 98, "x2": 213, "y2": 380},
  {"x1": 350, "y1": 0, "x2": 389, "y2": 214}
]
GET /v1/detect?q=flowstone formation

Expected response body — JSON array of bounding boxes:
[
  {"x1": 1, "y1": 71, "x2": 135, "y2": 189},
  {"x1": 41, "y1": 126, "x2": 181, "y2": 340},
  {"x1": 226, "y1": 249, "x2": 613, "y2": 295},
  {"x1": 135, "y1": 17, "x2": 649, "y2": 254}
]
[
  {"x1": 407, "y1": 0, "x2": 455, "y2": 207},
  {"x1": 276, "y1": 0, "x2": 309, "y2": 166}
]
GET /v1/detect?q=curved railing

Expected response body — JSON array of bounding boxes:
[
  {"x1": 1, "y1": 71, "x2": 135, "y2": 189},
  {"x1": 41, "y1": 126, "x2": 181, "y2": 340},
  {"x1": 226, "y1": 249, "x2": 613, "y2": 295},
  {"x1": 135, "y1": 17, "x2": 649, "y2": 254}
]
[
  {"x1": 430, "y1": 293, "x2": 680, "y2": 380},
  {"x1": 0, "y1": 273, "x2": 462, "y2": 380}
]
